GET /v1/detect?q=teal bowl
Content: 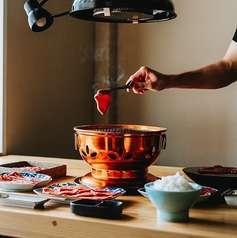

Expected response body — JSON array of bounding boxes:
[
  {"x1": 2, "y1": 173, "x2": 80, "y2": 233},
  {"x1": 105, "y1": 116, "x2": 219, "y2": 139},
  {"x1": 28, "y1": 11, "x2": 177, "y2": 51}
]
[{"x1": 145, "y1": 182, "x2": 201, "y2": 222}]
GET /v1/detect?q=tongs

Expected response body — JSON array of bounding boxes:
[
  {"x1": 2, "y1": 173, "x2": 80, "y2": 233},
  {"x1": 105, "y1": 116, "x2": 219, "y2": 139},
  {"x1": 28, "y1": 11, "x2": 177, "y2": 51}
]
[
  {"x1": 98, "y1": 81, "x2": 134, "y2": 94},
  {"x1": 110, "y1": 81, "x2": 134, "y2": 91}
]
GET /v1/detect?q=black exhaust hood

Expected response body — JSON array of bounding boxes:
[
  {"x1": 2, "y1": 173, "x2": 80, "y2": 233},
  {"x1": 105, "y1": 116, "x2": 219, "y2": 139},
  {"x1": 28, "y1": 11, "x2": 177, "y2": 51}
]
[
  {"x1": 24, "y1": 0, "x2": 177, "y2": 32},
  {"x1": 70, "y1": 0, "x2": 177, "y2": 23}
]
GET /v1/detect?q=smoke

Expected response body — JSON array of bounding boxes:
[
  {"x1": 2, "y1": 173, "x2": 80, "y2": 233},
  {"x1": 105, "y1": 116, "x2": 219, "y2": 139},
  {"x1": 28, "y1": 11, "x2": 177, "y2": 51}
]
[
  {"x1": 93, "y1": 44, "x2": 125, "y2": 91},
  {"x1": 77, "y1": 29, "x2": 125, "y2": 92}
]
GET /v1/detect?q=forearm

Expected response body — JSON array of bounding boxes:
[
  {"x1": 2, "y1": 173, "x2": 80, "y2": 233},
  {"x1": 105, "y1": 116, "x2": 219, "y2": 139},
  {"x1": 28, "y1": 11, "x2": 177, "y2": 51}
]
[{"x1": 167, "y1": 60, "x2": 237, "y2": 89}]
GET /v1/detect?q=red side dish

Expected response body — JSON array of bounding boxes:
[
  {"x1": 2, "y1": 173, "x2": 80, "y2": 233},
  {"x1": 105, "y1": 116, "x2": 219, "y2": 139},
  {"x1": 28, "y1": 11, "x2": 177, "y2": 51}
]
[
  {"x1": 94, "y1": 89, "x2": 111, "y2": 115},
  {"x1": 200, "y1": 187, "x2": 216, "y2": 196}
]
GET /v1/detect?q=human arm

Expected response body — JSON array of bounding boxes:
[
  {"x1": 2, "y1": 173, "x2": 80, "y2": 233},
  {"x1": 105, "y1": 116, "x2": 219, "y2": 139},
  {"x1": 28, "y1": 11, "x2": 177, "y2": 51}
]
[{"x1": 127, "y1": 39, "x2": 237, "y2": 94}]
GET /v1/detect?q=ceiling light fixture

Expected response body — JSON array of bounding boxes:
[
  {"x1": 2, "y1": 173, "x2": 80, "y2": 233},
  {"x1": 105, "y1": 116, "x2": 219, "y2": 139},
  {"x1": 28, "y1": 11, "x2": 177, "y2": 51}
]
[{"x1": 24, "y1": 0, "x2": 177, "y2": 32}]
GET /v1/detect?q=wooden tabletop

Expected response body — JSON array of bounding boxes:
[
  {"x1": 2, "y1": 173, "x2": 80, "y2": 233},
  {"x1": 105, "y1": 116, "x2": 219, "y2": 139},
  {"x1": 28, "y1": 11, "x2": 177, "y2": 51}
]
[{"x1": 0, "y1": 155, "x2": 236, "y2": 238}]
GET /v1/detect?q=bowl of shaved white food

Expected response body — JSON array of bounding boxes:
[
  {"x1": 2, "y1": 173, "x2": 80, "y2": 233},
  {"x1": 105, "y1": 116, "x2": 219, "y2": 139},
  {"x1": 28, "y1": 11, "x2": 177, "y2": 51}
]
[{"x1": 145, "y1": 172, "x2": 201, "y2": 222}]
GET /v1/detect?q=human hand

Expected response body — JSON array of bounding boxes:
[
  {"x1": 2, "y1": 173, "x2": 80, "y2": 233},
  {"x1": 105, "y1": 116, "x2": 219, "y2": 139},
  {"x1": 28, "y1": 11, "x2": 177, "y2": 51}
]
[{"x1": 126, "y1": 66, "x2": 168, "y2": 94}]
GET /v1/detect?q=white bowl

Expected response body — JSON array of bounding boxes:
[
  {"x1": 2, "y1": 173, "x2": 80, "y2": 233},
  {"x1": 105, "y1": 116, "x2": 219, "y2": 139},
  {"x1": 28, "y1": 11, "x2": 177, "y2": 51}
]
[{"x1": 222, "y1": 189, "x2": 237, "y2": 207}]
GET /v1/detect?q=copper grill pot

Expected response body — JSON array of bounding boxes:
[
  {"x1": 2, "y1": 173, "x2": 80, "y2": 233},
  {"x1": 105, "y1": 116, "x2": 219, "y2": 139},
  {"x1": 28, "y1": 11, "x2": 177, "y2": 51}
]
[{"x1": 74, "y1": 124, "x2": 166, "y2": 189}]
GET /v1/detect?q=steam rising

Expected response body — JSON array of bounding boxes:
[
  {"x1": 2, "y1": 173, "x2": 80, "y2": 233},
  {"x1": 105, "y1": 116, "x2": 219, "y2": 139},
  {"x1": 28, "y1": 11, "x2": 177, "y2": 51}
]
[{"x1": 93, "y1": 25, "x2": 124, "y2": 92}]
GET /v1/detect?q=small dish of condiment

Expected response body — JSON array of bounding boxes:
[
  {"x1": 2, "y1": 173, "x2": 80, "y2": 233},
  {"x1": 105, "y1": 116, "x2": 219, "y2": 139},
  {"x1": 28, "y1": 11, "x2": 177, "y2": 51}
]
[
  {"x1": 222, "y1": 189, "x2": 237, "y2": 207},
  {"x1": 70, "y1": 199, "x2": 123, "y2": 219}
]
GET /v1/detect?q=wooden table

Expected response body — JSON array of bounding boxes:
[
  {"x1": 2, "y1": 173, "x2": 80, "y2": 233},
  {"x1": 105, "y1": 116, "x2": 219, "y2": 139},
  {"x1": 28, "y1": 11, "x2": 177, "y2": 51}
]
[{"x1": 0, "y1": 155, "x2": 236, "y2": 238}]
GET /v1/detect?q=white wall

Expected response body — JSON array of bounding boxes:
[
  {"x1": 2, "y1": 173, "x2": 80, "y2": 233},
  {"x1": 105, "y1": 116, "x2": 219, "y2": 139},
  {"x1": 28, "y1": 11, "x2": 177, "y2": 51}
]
[
  {"x1": 0, "y1": 1, "x2": 3, "y2": 153},
  {"x1": 3, "y1": 0, "x2": 95, "y2": 159},
  {"x1": 4, "y1": 0, "x2": 237, "y2": 167},
  {"x1": 117, "y1": 0, "x2": 237, "y2": 167}
]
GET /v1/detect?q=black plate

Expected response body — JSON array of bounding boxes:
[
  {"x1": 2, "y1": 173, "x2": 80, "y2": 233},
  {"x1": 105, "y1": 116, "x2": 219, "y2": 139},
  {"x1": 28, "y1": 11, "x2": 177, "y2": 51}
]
[{"x1": 183, "y1": 167, "x2": 237, "y2": 190}]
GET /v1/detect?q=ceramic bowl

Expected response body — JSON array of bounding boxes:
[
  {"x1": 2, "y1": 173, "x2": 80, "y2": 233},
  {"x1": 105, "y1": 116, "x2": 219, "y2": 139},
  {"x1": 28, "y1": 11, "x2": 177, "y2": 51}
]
[
  {"x1": 138, "y1": 185, "x2": 217, "y2": 203},
  {"x1": 145, "y1": 182, "x2": 201, "y2": 222},
  {"x1": 222, "y1": 188, "x2": 237, "y2": 207},
  {"x1": 197, "y1": 186, "x2": 218, "y2": 203}
]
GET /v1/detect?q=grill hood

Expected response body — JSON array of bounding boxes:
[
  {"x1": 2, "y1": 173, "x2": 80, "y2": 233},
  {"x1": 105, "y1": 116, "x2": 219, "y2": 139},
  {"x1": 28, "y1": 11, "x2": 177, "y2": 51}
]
[
  {"x1": 24, "y1": 0, "x2": 177, "y2": 32},
  {"x1": 70, "y1": 0, "x2": 177, "y2": 23}
]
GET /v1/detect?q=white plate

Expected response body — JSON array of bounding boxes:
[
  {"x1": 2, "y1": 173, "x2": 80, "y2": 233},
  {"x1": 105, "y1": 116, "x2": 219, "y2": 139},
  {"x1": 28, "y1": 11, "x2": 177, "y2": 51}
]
[
  {"x1": 0, "y1": 172, "x2": 52, "y2": 192},
  {"x1": 138, "y1": 185, "x2": 218, "y2": 203}
]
